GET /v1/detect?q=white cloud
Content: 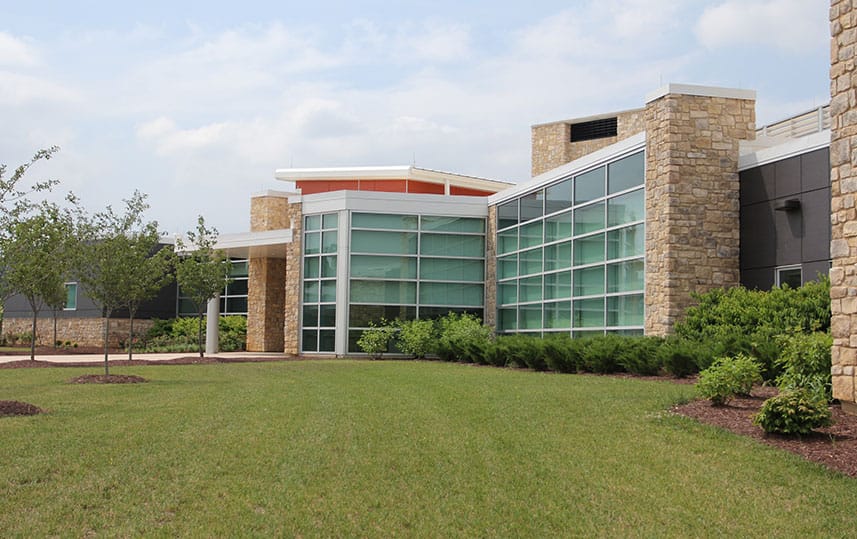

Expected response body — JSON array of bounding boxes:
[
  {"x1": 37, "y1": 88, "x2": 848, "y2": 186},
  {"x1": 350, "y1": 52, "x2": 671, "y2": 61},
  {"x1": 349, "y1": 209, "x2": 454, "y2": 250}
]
[
  {"x1": 696, "y1": 0, "x2": 828, "y2": 52},
  {"x1": 0, "y1": 31, "x2": 39, "y2": 67},
  {"x1": 0, "y1": 70, "x2": 78, "y2": 105}
]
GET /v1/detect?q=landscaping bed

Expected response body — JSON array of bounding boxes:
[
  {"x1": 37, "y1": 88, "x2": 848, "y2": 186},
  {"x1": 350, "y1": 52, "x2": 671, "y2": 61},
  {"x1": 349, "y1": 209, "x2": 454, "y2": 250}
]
[{"x1": 0, "y1": 400, "x2": 44, "y2": 417}]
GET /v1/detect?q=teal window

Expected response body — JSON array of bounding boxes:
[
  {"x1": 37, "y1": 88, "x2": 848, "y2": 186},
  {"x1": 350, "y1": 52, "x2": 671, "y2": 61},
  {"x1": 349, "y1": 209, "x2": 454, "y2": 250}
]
[
  {"x1": 305, "y1": 231, "x2": 321, "y2": 254},
  {"x1": 302, "y1": 305, "x2": 318, "y2": 326},
  {"x1": 305, "y1": 215, "x2": 321, "y2": 231},
  {"x1": 544, "y1": 271, "x2": 571, "y2": 300},
  {"x1": 574, "y1": 166, "x2": 605, "y2": 204},
  {"x1": 351, "y1": 255, "x2": 417, "y2": 279},
  {"x1": 519, "y1": 304, "x2": 542, "y2": 329},
  {"x1": 573, "y1": 266, "x2": 605, "y2": 297},
  {"x1": 607, "y1": 294, "x2": 644, "y2": 326},
  {"x1": 350, "y1": 280, "x2": 416, "y2": 304},
  {"x1": 545, "y1": 211, "x2": 572, "y2": 242},
  {"x1": 544, "y1": 242, "x2": 571, "y2": 271},
  {"x1": 606, "y1": 259, "x2": 644, "y2": 293},
  {"x1": 520, "y1": 190, "x2": 544, "y2": 222},
  {"x1": 574, "y1": 202, "x2": 605, "y2": 235},
  {"x1": 64, "y1": 282, "x2": 78, "y2": 310},
  {"x1": 573, "y1": 298, "x2": 604, "y2": 328},
  {"x1": 349, "y1": 305, "x2": 416, "y2": 327},
  {"x1": 498, "y1": 228, "x2": 518, "y2": 254},
  {"x1": 545, "y1": 179, "x2": 573, "y2": 215},
  {"x1": 544, "y1": 301, "x2": 571, "y2": 329},
  {"x1": 519, "y1": 275, "x2": 542, "y2": 302},
  {"x1": 303, "y1": 281, "x2": 319, "y2": 303},
  {"x1": 352, "y1": 230, "x2": 417, "y2": 254},
  {"x1": 304, "y1": 257, "x2": 320, "y2": 279},
  {"x1": 321, "y1": 256, "x2": 337, "y2": 278},
  {"x1": 573, "y1": 233, "x2": 605, "y2": 265},
  {"x1": 498, "y1": 308, "x2": 517, "y2": 331},
  {"x1": 420, "y1": 258, "x2": 484, "y2": 282},
  {"x1": 607, "y1": 189, "x2": 644, "y2": 226},
  {"x1": 497, "y1": 200, "x2": 518, "y2": 230},
  {"x1": 420, "y1": 234, "x2": 484, "y2": 257},
  {"x1": 607, "y1": 151, "x2": 644, "y2": 194},
  {"x1": 353, "y1": 213, "x2": 417, "y2": 230},
  {"x1": 607, "y1": 224, "x2": 644, "y2": 260},
  {"x1": 322, "y1": 230, "x2": 337, "y2": 253},
  {"x1": 320, "y1": 280, "x2": 336, "y2": 303},
  {"x1": 519, "y1": 221, "x2": 543, "y2": 249},
  {"x1": 519, "y1": 248, "x2": 543, "y2": 276},
  {"x1": 499, "y1": 282, "x2": 517, "y2": 305},
  {"x1": 498, "y1": 255, "x2": 518, "y2": 280},
  {"x1": 421, "y1": 216, "x2": 485, "y2": 233},
  {"x1": 419, "y1": 283, "x2": 484, "y2": 307}
]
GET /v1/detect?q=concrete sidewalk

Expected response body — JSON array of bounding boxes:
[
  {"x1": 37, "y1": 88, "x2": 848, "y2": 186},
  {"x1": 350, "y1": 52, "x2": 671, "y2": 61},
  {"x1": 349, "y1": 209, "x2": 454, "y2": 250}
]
[{"x1": 0, "y1": 351, "x2": 287, "y2": 364}]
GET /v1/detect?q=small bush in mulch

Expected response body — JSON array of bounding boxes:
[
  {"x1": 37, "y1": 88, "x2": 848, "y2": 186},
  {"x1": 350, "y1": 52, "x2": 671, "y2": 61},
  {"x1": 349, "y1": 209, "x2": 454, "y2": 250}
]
[
  {"x1": 68, "y1": 374, "x2": 148, "y2": 384},
  {"x1": 0, "y1": 400, "x2": 45, "y2": 417}
]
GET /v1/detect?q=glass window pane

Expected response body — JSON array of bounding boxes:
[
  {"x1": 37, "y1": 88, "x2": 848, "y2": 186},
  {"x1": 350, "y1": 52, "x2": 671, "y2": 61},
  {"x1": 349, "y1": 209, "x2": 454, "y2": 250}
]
[
  {"x1": 349, "y1": 305, "x2": 416, "y2": 327},
  {"x1": 319, "y1": 305, "x2": 336, "y2": 327},
  {"x1": 777, "y1": 267, "x2": 802, "y2": 288},
  {"x1": 607, "y1": 189, "x2": 644, "y2": 227},
  {"x1": 419, "y1": 283, "x2": 484, "y2": 307},
  {"x1": 64, "y1": 283, "x2": 77, "y2": 310},
  {"x1": 419, "y1": 307, "x2": 482, "y2": 320},
  {"x1": 606, "y1": 259, "x2": 645, "y2": 293},
  {"x1": 498, "y1": 228, "x2": 518, "y2": 254},
  {"x1": 607, "y1": 224, "x2": 644, "y2": 260},
  {"x1": 318, "y1": 330, "x2": 335, "y2": 352},
  {"x1": 499, "y1": 282, "x2": 517, "y2": 305},
  {"x1": 575, "y1": 166, "x2": 605, "y2": 204},
  {"x1": 520, "y1": 190, "x2": 544, "y2": 222},
  {"x1": 519, "y1": 275, "x2": 542, "y2": 302},
  {"x1": 305, "y1": 215, "x2": 321, "y2": 231},
  {"x1": 608, "y1": 151, "x2": 644, "y2": 194},
  {"x1": 573, "y1": 297, "x2": 604, "y2": 328},
  {"x1": 497, "y1": 200, "x2": 518, "y2": 230},
  {"x1": 498, "y1": 308, "x2": 517, "y2": 331},
  {"x1": 574, "y1": 202, "x2": 605, "y2": 235},
  {"x1": 322, "y1": 231, "x2": 337, "y2": 253},
  {"x1": 545, "y1": 211, "x2": 572, "y2": 242},
  {"x1": 302, "y1": 330, "x2": 318, "y2": 352},
  {"x1": 607, "y1": 294, "x2": 644, "y2": 327},
  {"x1": 350, "y1": 255, "x2": 416, "y2": 279},
  {"x1": 178, "y1": 298, "x2": 196, "y2": 316},
  {"x1": 322, "y1": 213, "x2": 338, "y2": 229},
  {"x1": 519, "y1": 221, "x2": 543, "y2": 249},
  {"x1": 352, "y1": 230, "x2": 417, "y2": 254},
  {"x1": 305, "y1": 231, "x2": 321, "y2": 254},
  {"x1": 227, "y1": 279, "x2": 248, "y2": 296},
  {"x1": 302, "y1": 305, "x2": 319, "y2": 327},
  {"x1": 573, "y1": 233, "x2": 605, "y2": 265},
  {"x1": 421, "y1": 216, "x2": 485, "y2": 233},
  {"x1": 225, "y1": 297, "x2": 247, "y2": 314},
  {"x1": 545, "y1": 301, "x2": 571, "y2": 329},
  {"x1": 519, "y1": 248, "x2": 543, "y2": 276},
  {"x1": 420, "y1": 258, "x2": 484, "y2": 281},
  {"x1": 545, "y1": 271, "x2": 571, "y2": 300},
  {"x1": 574, "y1": 266, "x2": 605, "y2": 296},
  {"x1": 544, "y1": 242, "x2": 571, "y2": 271},
  {"x1": 304, "y1": 257, "x2": 319, "y2": 278},
  {"x1": 229, "y1": 261, "x2": 249, "y2": 277},
  {"x1": 303, "y1": 281, "x2": 319, "y2": 303},
  {"x1": 350, "y1": 280, "x2": 416, "y2": 304},
  {"x1": 498, "y1": 255, "x2": 518, "y2": 280},
  {"x1": 321, "y1": 256, "x2": 337, "y2": 278},
  {"x1": 545, "y1": 179, "x2": 572, "y2": 215},
  {"x1": 420, "y1": 234, "x2": 484, "y2": 257},
  {"x1": 352, "y1": 213, "x2": 418, "y2": 230},
  {"x1": 519, "y1": 304, "x2": 542, "y2": 329},
  {"x1": 320, "y1": 280, "x2": 337, "y2": 302}
]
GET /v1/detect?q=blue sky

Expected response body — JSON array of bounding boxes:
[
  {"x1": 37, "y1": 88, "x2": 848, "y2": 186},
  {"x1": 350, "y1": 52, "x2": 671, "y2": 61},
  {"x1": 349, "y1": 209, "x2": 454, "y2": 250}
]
[{"x1": 0, "y1": 0, "x2": 831, "y2": 233}]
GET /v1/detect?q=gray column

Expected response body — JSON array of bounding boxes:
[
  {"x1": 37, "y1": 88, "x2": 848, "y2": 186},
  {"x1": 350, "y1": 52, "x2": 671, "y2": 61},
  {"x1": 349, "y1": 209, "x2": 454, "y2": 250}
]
[{"x1": 206, "y1": 295, "x2": 220, "y2": 355}]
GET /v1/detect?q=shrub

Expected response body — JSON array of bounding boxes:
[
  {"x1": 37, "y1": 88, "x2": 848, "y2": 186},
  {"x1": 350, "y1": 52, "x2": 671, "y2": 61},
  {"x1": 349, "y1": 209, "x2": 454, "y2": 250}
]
[
  {"x1": 615, "y1": 336, "x2": 665, "y2": 376},
  {"x1": 696, "y1": 354, "x2": 762, "y2": 406},
  {"x1": 775, "y1": 332, "x2": 832, "y2": 401},
  {"x1": 395, "y1": 319, "x2": 438, "y2": 358},
  {"x1": 753, "y1": 389, "x2": 832, "y2": 435},
  {"x1": 357, "y1": 321, "x2": 397, "y2": 359},
  {"x1": 435, "y1": 313, "x2": 492, "y2": 363},
  {"x1": 658, "y1": 338, "x2": 705, "y2": 378},
  {"x1": 494, "y1": 334, "x2": 547, "y2": 370},
  {"x1": 141, "y1": 316, "x2": 247, "y2": 353},
  {"x1": 542, "y1": 334, "x2": 583, "y2": 373},
  {"x1": 580, "y1": 335, "x2": 624, "y2": 374}
]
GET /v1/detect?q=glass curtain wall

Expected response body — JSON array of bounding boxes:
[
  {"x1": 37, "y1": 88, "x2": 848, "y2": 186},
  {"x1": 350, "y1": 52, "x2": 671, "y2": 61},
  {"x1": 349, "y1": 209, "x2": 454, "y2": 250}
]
[
  {"x1": 178, "y1": 259, "x2": 249, "y2": 316},
  {"x1": 302, "y1": 213, "x2": 338, "y2": 352},
  {"x1": 496, "y1": 150, "x2": 645, "y2": 337},
  {"x1": 347, "y1": 213, "x2": 486, "y2": 353}
]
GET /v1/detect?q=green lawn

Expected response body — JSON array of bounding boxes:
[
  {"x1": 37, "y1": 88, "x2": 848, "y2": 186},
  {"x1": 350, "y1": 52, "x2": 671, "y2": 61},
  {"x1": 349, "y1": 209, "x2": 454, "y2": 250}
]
[{"x1": 1, "y1": 360, "x2": 854, "y2": 537}]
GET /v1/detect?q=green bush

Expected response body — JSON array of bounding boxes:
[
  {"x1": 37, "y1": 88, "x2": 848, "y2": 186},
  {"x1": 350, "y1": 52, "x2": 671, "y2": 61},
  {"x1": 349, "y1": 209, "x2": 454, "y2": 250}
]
[
  {"x1": 435, "y1": 313, "x2": 492, "y2": 363},
  {"x1": 696, "y1": 354, "x2": 762, "y2": 406},
  {"x1": 775, "y1": 332, "x2": 832, "y2": 401},
  {"x1": 542, "y1": 334, "x2": 583, "y2": 373},
  {"x1": 141, "y1": 316, "x2": 246, "y2": 353},
  {"x1": 657, "y1": 338, "x2": 705, "y2": 378},
  {"x1": 753, "y1": 389, "x2": 832, "y2": 435},
  {"x1": 357, "y1": 321, "x2": 397, "y2": 359},
  {"x1": 615, "y1": 336, "x2": 665, "y2": 376},
  {"x1": 395, "y1": 319, "x2": 438, "y2": 358},
  {"x1": 494, "y1": 334, "x2": 547, "y2": 370},
  {"x1": 580, "y1": 335, "x2": 624, "y2": 374}
]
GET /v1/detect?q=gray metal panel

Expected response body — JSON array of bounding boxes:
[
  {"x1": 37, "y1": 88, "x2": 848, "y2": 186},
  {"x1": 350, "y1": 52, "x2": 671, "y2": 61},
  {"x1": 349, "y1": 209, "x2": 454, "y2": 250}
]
[
  {"x1": 802, "y1": 260, "x2": 830, "y2": 284},
  {"x1": 739, "y1": 167, "x2": 770, "y2": 206},
  {"x1": 801, "y1": 187, "x2": 831, "y2": 262},
  {"x1": 740, "y1": 201, "x2": 776, "y2": 269},
  {"x1": 774, "y1": 197, "x2": 802, "y2": 266},
  {"x1": 741, "y1": 267, "x2": 774, "y2": 290},
  {"x1": 774, "y1": 156, "x2": 801, "y2": 198},
  {"x1": 801, "y1": 148, "x2": 830, "y2": 192}
]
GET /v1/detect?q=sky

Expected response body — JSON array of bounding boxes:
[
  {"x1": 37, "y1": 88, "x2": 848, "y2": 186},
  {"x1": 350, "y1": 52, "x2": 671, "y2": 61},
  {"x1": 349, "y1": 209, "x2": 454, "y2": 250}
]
[{"x1": 0, "y1": 0, "x2": 832, "y2": 234}]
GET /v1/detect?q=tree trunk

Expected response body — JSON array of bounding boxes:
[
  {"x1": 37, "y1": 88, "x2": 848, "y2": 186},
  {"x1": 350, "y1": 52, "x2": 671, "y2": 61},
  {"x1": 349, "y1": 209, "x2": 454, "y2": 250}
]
[
  {"x1": 128, "y1": 311, "x2": 134, "y2": 361},
  {"x1": 198, "y1": 309, "x2": 204, "y2": 358},
  {"x1": 103, "y1": 314, "x2": 110, "y2": 376},
  {"x1": 52, "y1": 309, "x2": 58, "y2": 349},
  {"x1": 30, "y1": 310, "x2": 37, "y2": 361}
]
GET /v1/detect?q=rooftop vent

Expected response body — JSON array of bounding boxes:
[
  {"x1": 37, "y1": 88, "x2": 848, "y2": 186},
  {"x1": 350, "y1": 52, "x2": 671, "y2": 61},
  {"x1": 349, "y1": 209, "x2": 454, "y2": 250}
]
[{"x1": 570, "y1": 117, "x2": 618, "y2": 143}]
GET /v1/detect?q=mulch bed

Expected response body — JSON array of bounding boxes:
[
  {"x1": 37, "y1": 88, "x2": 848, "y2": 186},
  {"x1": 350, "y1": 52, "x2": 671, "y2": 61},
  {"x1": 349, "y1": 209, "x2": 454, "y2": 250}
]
[
  {"x1": 0, "y1": 356, "x2": 293, "y2": 369},
  {"x1": 68, "y1": 374, "x2": 148, "y2": 384},
  {"x1": 674, "y1": 386, "x2": 857, "y2": 478},
  {"x1": 0, "y1": 400, "x2": 45, "y2": 417}
]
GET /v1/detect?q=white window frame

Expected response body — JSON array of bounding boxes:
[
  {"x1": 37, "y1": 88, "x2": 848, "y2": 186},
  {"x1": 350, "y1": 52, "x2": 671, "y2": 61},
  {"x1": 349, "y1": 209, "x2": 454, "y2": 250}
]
[{"x1": 775, "y1": 264, "x2": 802, "y2": 288}]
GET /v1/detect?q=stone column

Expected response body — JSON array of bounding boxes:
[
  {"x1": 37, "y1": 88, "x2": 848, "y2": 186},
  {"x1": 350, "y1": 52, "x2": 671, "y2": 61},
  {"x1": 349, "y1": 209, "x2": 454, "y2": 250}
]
[
  {"x1": 829, "y1": 0, "x2": 857, "y2": 413},
  {"x1": 643, "y1": 85, "x2": 756, "y2": 335},
  {"x1": 283, "y1": 201, "x2": 303, "y2": 355},
  {"x1": 484, "y1": 206, "x2": 498, "y2": 330},
  {"x1": 246, "y1": 193, "x2": 290, "y2": 352}
]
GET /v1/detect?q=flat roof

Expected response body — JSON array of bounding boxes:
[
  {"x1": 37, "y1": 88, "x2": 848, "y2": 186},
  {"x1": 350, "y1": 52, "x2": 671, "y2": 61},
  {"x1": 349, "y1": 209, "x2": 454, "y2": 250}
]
[{"x1": 274, "y1": 165, "x2": 514, "y2": 193}]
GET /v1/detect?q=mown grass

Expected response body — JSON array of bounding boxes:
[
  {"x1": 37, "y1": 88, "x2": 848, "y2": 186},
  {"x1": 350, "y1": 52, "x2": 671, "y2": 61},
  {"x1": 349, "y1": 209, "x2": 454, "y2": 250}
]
[{"x1": 1, "y1": 360, "x2": 855, "y2": 537}]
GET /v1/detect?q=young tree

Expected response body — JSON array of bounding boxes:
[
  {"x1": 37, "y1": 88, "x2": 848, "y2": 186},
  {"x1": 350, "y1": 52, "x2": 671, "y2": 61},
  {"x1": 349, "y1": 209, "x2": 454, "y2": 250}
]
[
  {"x1": 176, "y1": 216, "x2": 231, "y2": 357},
  {"x1": 1, "y1": 203, "x2": 76, "y2": 360},
  {"x1": 76, "y1": 191, "x2": 164, "y2": 374}
]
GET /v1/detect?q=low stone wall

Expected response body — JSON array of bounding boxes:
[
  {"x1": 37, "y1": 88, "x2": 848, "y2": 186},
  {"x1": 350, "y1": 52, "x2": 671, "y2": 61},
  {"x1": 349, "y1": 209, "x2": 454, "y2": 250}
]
[{"x1": 2, "y1": 317, "x2": 154, "y2": 348}]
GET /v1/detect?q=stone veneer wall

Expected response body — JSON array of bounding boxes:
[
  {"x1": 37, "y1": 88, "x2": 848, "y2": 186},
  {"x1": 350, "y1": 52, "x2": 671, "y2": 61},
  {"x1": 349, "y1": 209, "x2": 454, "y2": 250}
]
[
  {"x1": 644, "y1": 91, "x2": 755, "y2": 335},
  {"x1": 531, "y1": 109, "x2": 646, "y2": 176},
  {"x1": 3, "y1": 317, "x2": 153, "y2": 348},
  {"x1": 246, "y1": 194, "x2": 290, "y2": 352},
  {"x1": 829, "y1": 0, "x2": 857, "y2": 413},
  {"x1": 282, "y1": 201, "x2": 303, "y2": 355},
  {"x1": 484, "y1": 205, "x2": 498, "y2": 329}
]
